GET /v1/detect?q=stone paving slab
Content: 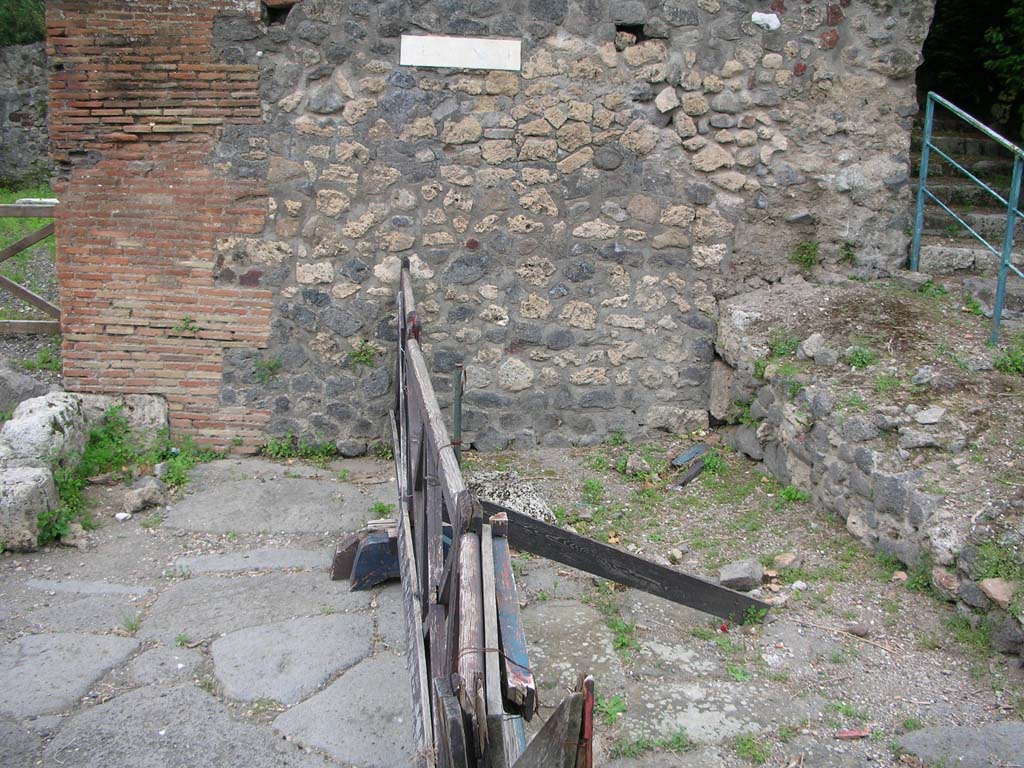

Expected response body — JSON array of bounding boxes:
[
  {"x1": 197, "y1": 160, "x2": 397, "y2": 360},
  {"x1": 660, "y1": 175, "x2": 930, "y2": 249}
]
[
  {"x1": 0, "y1": 633, "x2": 139, "y2": 718},
  {"x1": 521, "y1": 600, "x2": 628, "y2": 712},
  {"x1": 26, "y1": 578, "x2": 151, "y2": 595},
  {"x1": 174, "y1": 547, "x2": 331, "y2": 575},
  {"x1": 899, "y1": 721, "x2": 1024, "y2": 768},
  {"x1": 0, "y1": 716, "x2": 42, "y2": 768},
  {"x1": 373, "y1": 583, "x2": 407, "y2": 652},
  {"x1": 273, "y1": 652, "x2": 415, "y2": 768},
  {"x1": 127, "y1": 646, "x2": 204, "y2": 686},
  {"x1": 43, "y1": 684, "x2": 334, "y2": 768},
  {"x1": 22, "y1": 593, "x2": 143, "y2": 635},
  {"x1": 164, "y1": 459, "x2": 394, "y2": 534},
  {"x1": 137, "y1": 571, "x2": 372, "y2": 645},
  {"x1": 212, "y1": 613, "x2": 373, "y2": 705}
]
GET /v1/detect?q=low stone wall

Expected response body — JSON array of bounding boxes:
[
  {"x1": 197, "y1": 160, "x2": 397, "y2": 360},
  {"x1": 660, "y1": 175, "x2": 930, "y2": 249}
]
[
  {"x1": 713, "y1": 279, "x2": 1024, "y2": 659},
  {"x1": 0, "y1": 43, "x2": 50, "y2": 185}
]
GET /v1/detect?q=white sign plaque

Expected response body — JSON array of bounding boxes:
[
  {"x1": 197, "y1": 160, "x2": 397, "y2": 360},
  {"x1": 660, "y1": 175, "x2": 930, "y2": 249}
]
[{"x1": 400, "y1": 34, "x2": 522, "y2": 72}]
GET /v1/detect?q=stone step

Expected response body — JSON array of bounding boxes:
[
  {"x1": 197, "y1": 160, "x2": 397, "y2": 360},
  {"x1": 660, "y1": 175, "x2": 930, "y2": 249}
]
[
  {"x1": 922, "y1": 209, "x2": 1024, "y2": 243},
  {"x1": 917, "y1": 238, "x2": 1022, "y2": 275}
]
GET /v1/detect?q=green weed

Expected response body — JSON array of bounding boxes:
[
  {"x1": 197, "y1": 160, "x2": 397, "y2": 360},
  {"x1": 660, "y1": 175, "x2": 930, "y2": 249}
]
[
  {"x1": 735, "y1": 733, "x2": 771, "y2": 764},
  {"x1": 839, "y1": 241, "x2": 857, "y2": 264},
  {"x1": 767, "y1": 329, "x2": 800, "y2": 358},
  {"x1": 21, "y1": 342, "x2": 61, "y2": 372},
  {"x1": 845, "y1": 346, "x2": 879, "y2": 369},
  {"x1": 372, "y1": 441, "x2": 393, "y2": 461},
  {"x1": 348, "y1": 339, "x2": 380, "y2": 367},
  {"x1": 993, "y1": 333, "x2": 1024, "y2": 375},
  {"x1": 779, "y1": 485, "x2": 810, "y2": 504},
  {"x1": 174, "y1": 633, "x2": 190, "y2": 647},
  {"x1": 789, "y1": 241, "x2": 819, "y2": 272},
  {"x1": 919, "y1": 282, "x2": 947, "y2": 299},
  {"x1": 254, "y1": 356, "x2": 282, "y2": 384},
  {"x1": 605, "y1": 429, "x2": 627, "y2": 447},
  {"x1": 595, "y1": 694, "x2": 627, "y2": 725},
  {"x1": 611, "y1": 729, "x2": 691, "y2": 757},
  {"x1": 171, "y1": 315, "x2": 199, "y2": 334},
  {"x1": 608, "y1": 617, "x2": 640, "y2": 656},
  {"x1": 874, "y1": 374, "x2": 902, "y2": 393},
  {"x1": 727, "y1": 664, "x2": 752, "y2": 682},
  {"x1": 901, "y1": 717, "x2": 924, "y2": 732},
  {"x1": 262, "y1": 433, "x2": 337, "y2": 467},
  {"x1": 964, "y1": 296, "x2": 985, "y2": 316},
  {"x1": 121, "y1": 612, "x2": 142, "y2": 634},
  {"x1": 702, "y1": 450, "x2": 726, "y2": 475},
  {"x1": 370, "y1": 501, "x2": 396, "y2": 517},
  {"x1": 582, "y1": 478, "x2": 604, "y2": 505}
]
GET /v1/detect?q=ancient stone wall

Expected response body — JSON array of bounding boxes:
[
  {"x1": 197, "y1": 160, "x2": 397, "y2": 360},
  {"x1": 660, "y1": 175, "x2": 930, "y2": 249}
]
[
  {"x1": 0, "y1": 43, "x2": 51, "y2": 185},
  {"x1": 48, "y1": 0, "x2": 273, "y2": 450},
  {"x1": 52, "y1": 0, "x2": 936, "y2": 452}
]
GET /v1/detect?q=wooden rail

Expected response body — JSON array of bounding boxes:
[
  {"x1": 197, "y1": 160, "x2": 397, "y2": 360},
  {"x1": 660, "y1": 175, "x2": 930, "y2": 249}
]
[
  {"x1": 0, "y1": 202, "x2": 60, "y2": 335},
  {"x1": 388, "y1": 258, "x2": 768, "y2": 766}
]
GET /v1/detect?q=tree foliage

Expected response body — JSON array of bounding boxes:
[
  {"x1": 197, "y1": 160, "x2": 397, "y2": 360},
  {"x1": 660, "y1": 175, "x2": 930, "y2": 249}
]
[
  {"x1": 0, "y1": 0, "x2": 45, "y2": 46},
  {"x1": 984, "y1": 0, "x2": 1024, "y2": 141}
]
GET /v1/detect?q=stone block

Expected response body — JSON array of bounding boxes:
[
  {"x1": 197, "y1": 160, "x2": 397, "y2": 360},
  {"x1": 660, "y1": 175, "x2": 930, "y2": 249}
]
[
  {"x1": 719, "y1": 558, "x2": 763, "y2": 591},
  {"x1": 0, "y1": 393, "x2": 87, "y2": 469},
  {"x1": 0, "y1": 466, "x2": 55, "y2": 551}
]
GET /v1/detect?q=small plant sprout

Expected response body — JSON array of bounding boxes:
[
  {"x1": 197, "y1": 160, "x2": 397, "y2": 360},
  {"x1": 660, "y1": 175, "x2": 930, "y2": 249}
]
[
  {"x1": 789, "y1": 240, "x2": 819, "y2": 272},
  {"x1": 348, "y1": 339, "x2": 381, "y2": 367},
  {"x1": 255, "y1": 356, "x2": 282, "y2": 384},
  {"x1": 595, "y1": 694, "x2": 628, "y2": 725},
  {"x1": 172, "y1": 315, "x2": 199, "y2": 334}
]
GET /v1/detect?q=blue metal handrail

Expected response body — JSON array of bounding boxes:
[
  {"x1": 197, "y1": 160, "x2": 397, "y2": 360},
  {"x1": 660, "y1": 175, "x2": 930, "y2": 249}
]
[{"x1": 910, "y1": 92, "x2": 1023, "y2": 344}]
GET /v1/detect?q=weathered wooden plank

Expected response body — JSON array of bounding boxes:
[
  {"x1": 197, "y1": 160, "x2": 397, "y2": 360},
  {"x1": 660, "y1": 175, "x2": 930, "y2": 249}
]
[
  {"x1": 481, "y1": 500, "x2": 768, "y2": 624},
  {"x1": 434, "y1": 676, "x2": 471, "y2": 768},
  {"x1": 482, "y1": 523, "x2": 509, "y2": 768},
  {"x1": 456, "y1": 530, "x2": 484, "y2": 741},
  {"x1": 426, "y1": 444, "x2": 444, "y2": 604},
  {"x1": 0, "y1": 275, "x2": 60, "y2": 318},
  {"x1": 502, "y1": 716, "x2": 526, "y2": 766},
  {"x1": 390, "y1": 412, "x2": 434, "y2": 765},
  {"x1": 511, "y1": 693, "x2": 583, "y2": 768},
  {"x1": 0, "y1": 204, "x2": 56, "y2": 218},
  {"x1": 0, "y1": 320, "x2": 60, "y2": 335},
  {"x1": 329, "y1": 532, "x2": 362, "y2": 581},
  {"x1": 491, "y1": 532, "x2": 537, "y2": 720},
  {"x1": 406, "y1": 336, "x2": 467, "y2": 513},
  {"x1": 0, "y1": 222, "x2": 54, "y2": 265},
  {"x1": 574, "y1": 676, "x2": 594, "y2": 768}
]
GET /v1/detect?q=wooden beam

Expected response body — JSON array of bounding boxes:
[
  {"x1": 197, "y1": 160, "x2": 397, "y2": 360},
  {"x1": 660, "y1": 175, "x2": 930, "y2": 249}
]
[
  {"x1": 481, "y1": 524, "x2": 509, "y2": 768},
  {"x1": 389, "y1": 412, "x2": 434, "y2": 765},
  {"x1": 481, "y1": 500, "x2": 769, "y2": 624},
  {"x1": 491, "y1": 532, "x2": 537, "y2": 720},
  {"x1": 0, "y1": 222, "x2": 54, "y2": 265},
  {"x1": 0, "y1": 275, "x2": 60, "y2": 318},
  {"x1": 0, "y1": 204, "x2": 56, "y2": 218},
  {"x1": 456, "y1": 529, "x2": 484, "y2": 753},
  {"x1": 510, "y1": 693, "x2": 583, "y2": 768},
  {"x1": 0, "y1": 320, "x2": 60, "y2": 335}
]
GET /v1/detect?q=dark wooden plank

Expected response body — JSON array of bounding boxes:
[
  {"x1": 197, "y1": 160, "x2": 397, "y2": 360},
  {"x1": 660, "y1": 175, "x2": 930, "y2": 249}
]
[
  {"x1": 574, "y1": 676, "x2": 594, "y2": 768},
  {"x1": 511, "y1": 693, "x2": 583, "y2": 768},
  {"x1": 0, "y1": 204, "x2": 56, "y2": 218},
  {"x1": 426, "y1": 444, "x2": 444, "y2": 604},
  {"x1": 0, "y1": 275, "x2": 60, "y2": 318},
  {"x1": 406, "y1": 337, "x2": 467, "y2": 513},
  {"x1": 481, "y1": 500, "x2": 769, "y2": 624},
  {"x1": 0, "y1": 320, "x2": 60, "y2": 335},
  {"x1": 491, "y1": 533, "x2": 537, "y2": 720},
  {"x1": 329, "y1": 532, "x2": 362, "y2": 581},
  {"x1": 0, "y1": 222, "x2": 54, "y2": 265},
  {"x1": 389, "y1": 412, "x2": 433, "y2": 764},
  {"x1": 434, "y1": 676, "x2": 470, "y2": 768}
]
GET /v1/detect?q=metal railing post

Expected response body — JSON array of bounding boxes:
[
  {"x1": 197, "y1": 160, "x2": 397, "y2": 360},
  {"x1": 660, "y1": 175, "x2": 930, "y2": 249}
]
[
  {"x1": 992, "y1": 155, "x2": 1023, "y2": 344},
  {"x1": 910, "y1": 94, "x2": 936, "y2": 272}
]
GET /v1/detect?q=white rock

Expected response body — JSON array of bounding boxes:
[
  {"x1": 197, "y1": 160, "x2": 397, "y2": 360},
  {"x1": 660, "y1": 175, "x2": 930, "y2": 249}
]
[
  {"x1": 751, "y1": 12, "x2": 781, "y2": 30},
  {"x1": 0, "y1": 393, "x2": 87, "y2": 469},
  {"x1": 914, "y1": 406, "x2": 947, "y2": 425},
  {"x1": 115, "y1": 512, "x2": 133, "y2": 523},
  {"x1": 0, "y1": 466, "x2": 56, "y2": 551}
]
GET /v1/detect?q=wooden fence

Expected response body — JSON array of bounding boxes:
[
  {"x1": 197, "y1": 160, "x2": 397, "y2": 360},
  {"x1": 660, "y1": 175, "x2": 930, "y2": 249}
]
[{"x1": 0, "y1": 200, "x2": 59, "y2": 335}]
